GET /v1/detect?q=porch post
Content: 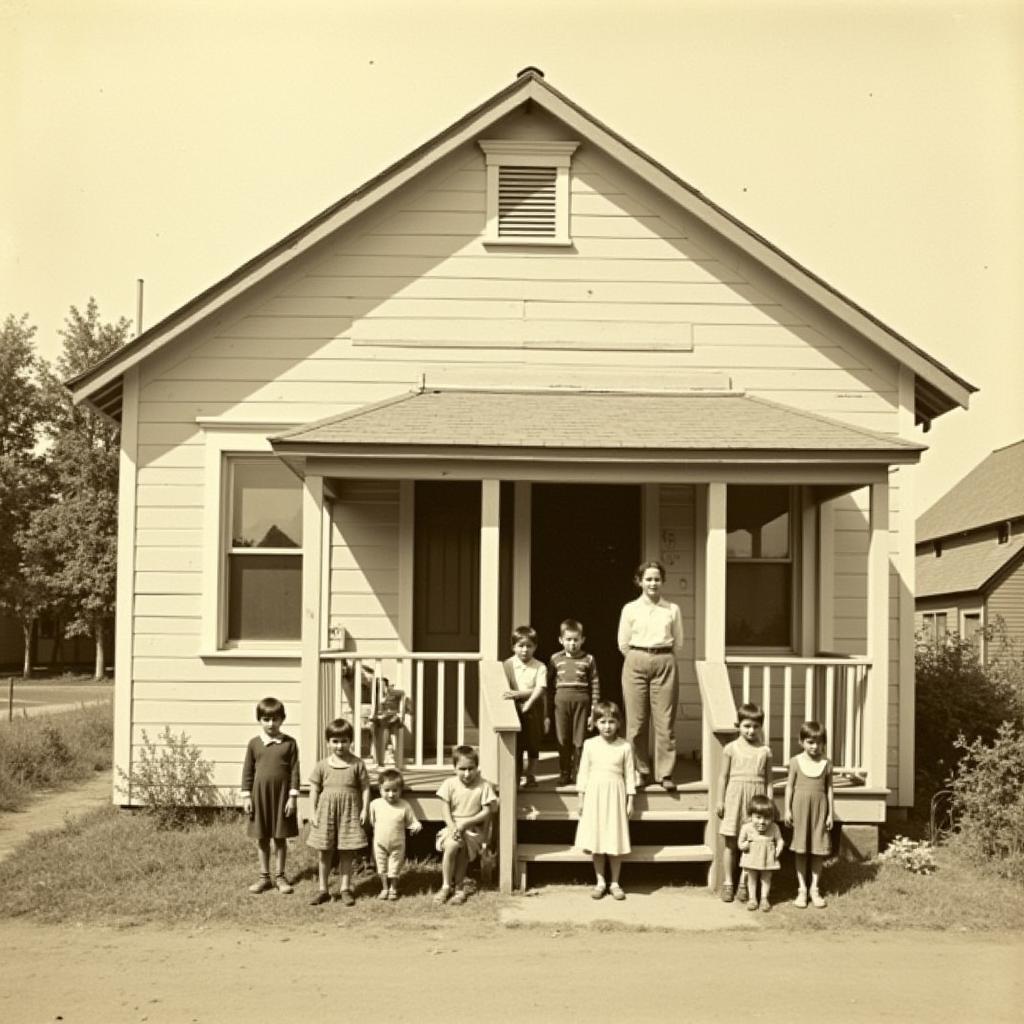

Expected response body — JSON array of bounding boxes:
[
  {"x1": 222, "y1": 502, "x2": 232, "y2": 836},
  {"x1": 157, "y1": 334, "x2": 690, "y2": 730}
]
[
  {"x1": 704, "y1": 483, "x2": 727, "y2": 663},
  {"x1": 301, "y1": 473, "x2": 325, "y2": 780},
  {"x1": 479, "y1": 479, "x2": 501, "y2": 660},
  {"x1": 866, "y1": 480, "x2": 890, "y2": 789}
]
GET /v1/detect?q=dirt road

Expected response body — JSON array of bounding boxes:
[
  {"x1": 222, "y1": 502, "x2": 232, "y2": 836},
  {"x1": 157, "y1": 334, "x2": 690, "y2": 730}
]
[{"x1": 2, "y1": 919, "x2": 1019, "y2": 1023}]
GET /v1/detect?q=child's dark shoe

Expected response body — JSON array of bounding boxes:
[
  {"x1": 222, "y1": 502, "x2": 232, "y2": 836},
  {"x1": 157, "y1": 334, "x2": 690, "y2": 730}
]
[
  {"x1": 274, "y1": 875, "x2": 293, "y2": 894},
  {"x1": 339, "y1": 889, "x2": 355, "y2": 907},
  {"x1": 248, "y1": 876, "x2": 274, "y2": 895},
  {"x1": 720, "y1": 884, "x2": 735, "y2": 903},
  {"x1": 523, "y1": 775, "x2": 538, "y2": 788},
  {"x1": 309, "y1": 890, "x2": 331, "y2": 906},
  {"x1": 735, "y1": 880, "x2": 748, "y2": 903}
]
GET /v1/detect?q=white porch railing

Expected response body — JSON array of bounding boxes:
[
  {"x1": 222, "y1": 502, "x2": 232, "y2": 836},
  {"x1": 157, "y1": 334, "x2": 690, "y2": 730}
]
[
  {"x1": 319, "y1": 651, "x2": 482, "y2": 766},
  {"x1": 725, "y1": 656, "x2": 871, "y2": 777}
]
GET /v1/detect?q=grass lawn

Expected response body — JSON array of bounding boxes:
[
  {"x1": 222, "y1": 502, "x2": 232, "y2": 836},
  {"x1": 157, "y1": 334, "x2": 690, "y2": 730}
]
[{"x1": 1, "y1": 805, "x2": 1021, "y2": 933}]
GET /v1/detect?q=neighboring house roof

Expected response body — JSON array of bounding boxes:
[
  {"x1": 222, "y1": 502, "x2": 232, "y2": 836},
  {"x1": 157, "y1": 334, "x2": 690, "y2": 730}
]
[
  {"x1": 916, "y1": 533, "x2": 1024, "y2": 599},
  {"x1": 917, "y1": 440, "x2": 1024, "y2": 542},
  {"x1": 271, "y1": 387, "x2": 925, "y2": 461},
  {"x1": 66, "y1": 69, "x2": 973, "y2": 425}
]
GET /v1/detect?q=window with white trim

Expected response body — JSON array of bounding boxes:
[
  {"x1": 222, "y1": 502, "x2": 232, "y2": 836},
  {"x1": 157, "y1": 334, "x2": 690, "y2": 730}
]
[
  {"x1": 478, "y1": 140, "x2": 578, "y2": 246},
  {"x1": 921, "y1": 611, "x2": 948, "y2": 645},
  {"x1": 225, "y1": 458, "x2": 302, "y2": 642},
  {"x1": 726, "y1": 485, "x2": 795, "y2": 648}
]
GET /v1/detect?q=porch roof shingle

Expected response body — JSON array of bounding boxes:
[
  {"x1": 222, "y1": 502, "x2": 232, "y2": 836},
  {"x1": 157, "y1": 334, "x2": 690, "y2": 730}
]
[
  {"x1": 916, "y1": 533, "x2": 1024, "y2": 598},
  {"x1": 271, "y1": 388, "x2": 924, "y2": 458}
]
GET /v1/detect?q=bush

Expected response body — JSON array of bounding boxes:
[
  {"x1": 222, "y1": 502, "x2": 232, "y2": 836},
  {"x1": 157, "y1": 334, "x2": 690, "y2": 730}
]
[
  {"x1": 117, "y1": 726, "x2": 223, "y2": 829},
  {"x1": 947, "y1": 722, "x2": 1024, "y2": 881},
  {"x1": 914, "y1": 627, "x2": 1022, "y2": 810},
  {"x1": 878, "y1": 835, "x2": 937, "y2": 874}
]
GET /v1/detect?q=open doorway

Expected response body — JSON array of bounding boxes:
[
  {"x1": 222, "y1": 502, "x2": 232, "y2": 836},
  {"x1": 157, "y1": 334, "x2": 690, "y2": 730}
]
[{"x1": 529, "y1": 484, "x2": 642, "y2": 713}]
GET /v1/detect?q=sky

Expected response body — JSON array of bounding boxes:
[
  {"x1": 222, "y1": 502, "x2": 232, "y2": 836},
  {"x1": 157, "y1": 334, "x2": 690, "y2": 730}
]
[{"x1": 2, "y1": 0, "x2": 1021, "y2": 515}]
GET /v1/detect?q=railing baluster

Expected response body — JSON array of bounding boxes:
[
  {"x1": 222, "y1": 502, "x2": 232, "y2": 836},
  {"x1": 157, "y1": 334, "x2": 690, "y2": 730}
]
[
  {"x1": 843, "y1": 664, "x2": 855, "y2": 774},
  {"x1": 415, "y1": 660, "x2": 425, "y2": 767},
  {"x1": 782, "y1": 665, "x2": 792, "y2": 763},
  {"x1": 334, "y1": 661, "x2": 343, "y2": 726},
  {"x1": 825, "y1": 665, "x2": 835, "y2": 759},
  {"x1": 353, "y1": 659, "x2": 364, "y2": 757},
  {"x1": 742, "y1": 665, "x2": 750, "y2": 705},
  {"x1": 436, "y1": 661, "x2": 446, "y2": 767},
  {"x1": 804, "y1": 665, "x2": 813, "y2": 721},
  {"x1": 457, "y1": 660, "x2": 466, "y2": 747},
  {"x1": 761, "y1": 665, "x2": 772, "y2": 748}
]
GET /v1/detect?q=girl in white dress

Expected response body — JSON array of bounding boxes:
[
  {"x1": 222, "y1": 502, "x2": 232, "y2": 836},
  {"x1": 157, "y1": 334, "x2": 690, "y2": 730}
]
[{"x1": 574, "y1": 701, "x2": 636, "y2": 900}]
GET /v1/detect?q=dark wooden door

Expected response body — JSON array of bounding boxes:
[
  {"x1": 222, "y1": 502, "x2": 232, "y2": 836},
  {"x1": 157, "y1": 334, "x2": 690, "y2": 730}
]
[{"x1": 530, "y1": 484, "x2": 642, "y2": 714}]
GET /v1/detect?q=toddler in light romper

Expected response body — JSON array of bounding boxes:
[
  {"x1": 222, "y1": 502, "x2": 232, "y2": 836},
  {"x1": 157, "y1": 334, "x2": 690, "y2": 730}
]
[{"x1": 368, "y1": 767, "x2": 422, "y2": 900}]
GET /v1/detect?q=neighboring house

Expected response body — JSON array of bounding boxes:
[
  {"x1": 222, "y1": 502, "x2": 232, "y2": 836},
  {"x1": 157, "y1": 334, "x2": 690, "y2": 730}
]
[
  {"x1": 0, "y1": 612, "x2": 96, "y2": 674},
  {"x1": 916, "y1": 440, "x2": 1024, "y2": 660},
  {"x1": 67, "y1": 69, "x2": 973, "y2": 892}
]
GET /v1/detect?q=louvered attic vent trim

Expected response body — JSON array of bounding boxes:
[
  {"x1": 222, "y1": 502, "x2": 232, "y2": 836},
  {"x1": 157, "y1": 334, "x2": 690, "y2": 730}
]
[{"x1": 479, "y1": 140, "x2": 579, "y2": 246}]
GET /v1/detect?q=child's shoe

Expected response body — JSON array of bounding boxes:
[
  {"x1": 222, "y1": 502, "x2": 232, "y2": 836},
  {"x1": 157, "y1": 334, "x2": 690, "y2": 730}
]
[
  {"x1": 339, "y1": 889, "x2": 355, "y2": 907},
  {"x1": 591, "y1": 884, "x2": 606, "y2": 900},
  {"x1": 720, "y1": 884, "x2": 735, "y2": 903},
  {"x1": 746, "y1": 898, "x2": 758, "y2": 912},
  {"x1": 387, "y1": 888, "x2": 399, "y2": 901},
  {"x1": 810, "y1": 889, "x2": 827, "y2": 909},
  {"x1": 523, "y1": 774, "x2": 538, "y2": 788},
  {"x1": 309, "y1": 890, "x2": 331, "y2": 906},
  {"x1": 793, "y1": 890, "x2": 809, "y2": 908},
  {"x1": 433, "y1": 885, "x2": 452, "y2": 905},
  {"x1": 248, "y1": 875, "x2": 274, "y2": 895},
  {"x1": 759, "y1": 899, "x2": 772, "y2": 913},
  {"x1": 735, "y1": 879, "x2": 748, "y2": 904},
  {"x1": 377, "y1": 886, "x2": 390, "y2": 901},
  {"x1": 274, "y1": 875, "x2": 293, "y2": 895},
  {"x1": 449, "y1": 888, "x2": 469, "y2": 905},
  {"x1": 608, "y1": 883, "x2": 626, "y2": 901}
]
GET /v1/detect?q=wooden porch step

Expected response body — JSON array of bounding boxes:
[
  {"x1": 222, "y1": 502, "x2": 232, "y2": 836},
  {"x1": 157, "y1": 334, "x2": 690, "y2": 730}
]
[
  {"x1": 518, "y1": 785, "x2": 708, "y2": 821},
  {"x1": 516, "y1": 843, "x2": 714, "y2": 891}
]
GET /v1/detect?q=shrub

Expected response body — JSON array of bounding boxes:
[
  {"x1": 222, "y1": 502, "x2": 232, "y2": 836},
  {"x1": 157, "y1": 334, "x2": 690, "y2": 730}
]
[
  {"x1": 947, "y1": 722, "x2": 1024, "y2": 881},
  {"x1": 878, "y1": 835, "x2": 937, "y2": 875},
  {"x1": 117, "y1": 726, "x2": 222, "y2": 829},
  {"x1": 914, "y1": 627, "x2": 1022, "y2": 811}
]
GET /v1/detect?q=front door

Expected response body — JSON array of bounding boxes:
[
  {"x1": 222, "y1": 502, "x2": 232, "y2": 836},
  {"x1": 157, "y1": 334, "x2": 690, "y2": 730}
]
[{"x1": 530, "y1": 484, "x2": 642, "y2": 712}]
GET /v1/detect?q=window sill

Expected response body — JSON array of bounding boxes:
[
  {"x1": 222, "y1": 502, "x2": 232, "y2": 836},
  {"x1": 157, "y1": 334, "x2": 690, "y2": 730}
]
[{"x1": 201, "y1": 647, "x2": 302, "y2": 661}]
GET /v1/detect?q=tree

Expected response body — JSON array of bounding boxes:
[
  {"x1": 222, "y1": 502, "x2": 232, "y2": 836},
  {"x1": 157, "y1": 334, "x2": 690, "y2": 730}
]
[
  {"x1": 39, "y1": 299, "x2": 131, "y2": 679},
  {"x1": 0, "y1": 313, "x2": 51, "y2": 676}
]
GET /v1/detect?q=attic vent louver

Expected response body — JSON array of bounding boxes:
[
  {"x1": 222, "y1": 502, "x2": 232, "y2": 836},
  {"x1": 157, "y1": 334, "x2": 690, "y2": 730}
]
[{"x1": 479, "y1": 140, "x2": 579, "y2": 247}]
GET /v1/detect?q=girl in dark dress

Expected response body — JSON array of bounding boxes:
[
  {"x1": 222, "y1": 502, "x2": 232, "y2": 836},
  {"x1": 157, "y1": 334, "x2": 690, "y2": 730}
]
[{"x1": 241, "y1": 697, "x2": 301, "y2": 894}]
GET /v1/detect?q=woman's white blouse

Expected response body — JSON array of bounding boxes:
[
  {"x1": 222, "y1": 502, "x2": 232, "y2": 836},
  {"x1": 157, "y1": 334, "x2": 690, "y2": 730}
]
[{"x1": 617, "y1": 596, "x2": 684, "y2": 654}]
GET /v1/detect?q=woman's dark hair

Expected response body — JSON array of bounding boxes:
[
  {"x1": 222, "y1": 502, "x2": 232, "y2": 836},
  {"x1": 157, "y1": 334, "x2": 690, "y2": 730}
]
[
  {"x1": 324, "y1": 718, "x2": 354, "y2": 742},
  {"x1": 633, "y1": 560, "x2": 666, "y2": 586},
  {"x1": 255, "y1": 696, "x2": 286, "y2": 721},
  {"x1": 736, "y1": 702, "x2": 765, "y2": 727},
  {"x1": 748, "y1": 793, "x2": 774, "y2": 819},
  {"x1": 800, "y1": 720, "x2": 827, "y2": 744}
]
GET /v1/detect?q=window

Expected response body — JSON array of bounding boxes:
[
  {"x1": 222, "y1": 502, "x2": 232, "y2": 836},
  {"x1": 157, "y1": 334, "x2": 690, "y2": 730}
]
[
  {"x1": 963, "y1": 612, "x2": 982, "y2": 647},
  {"x1": 933, "y1": 539, "x2": 943, "y2": 558},
  {"x1": 478, "y1": 140, "x2": 578, "y2": 246},
  {"x1": 225, "y1": 459, "x2": 302, "y2": 642},
  {"x1": 726, "y1": 485, "x2": 794, "y2": 648},
  {"x1": 922, "y1": 611, "x2": 948, "y2": 644},
  {"x1": 997, "y1": 522, "x2": 1010, "y2": 545}
]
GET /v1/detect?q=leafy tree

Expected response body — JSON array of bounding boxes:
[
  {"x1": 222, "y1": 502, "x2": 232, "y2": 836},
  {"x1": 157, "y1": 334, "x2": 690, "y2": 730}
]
[
  {"x1": 0, "y1": 314, "x2": 51, "y2": 676},
  {"x1": 39, "y1": 299, "x2": 131, "y2": 678}
]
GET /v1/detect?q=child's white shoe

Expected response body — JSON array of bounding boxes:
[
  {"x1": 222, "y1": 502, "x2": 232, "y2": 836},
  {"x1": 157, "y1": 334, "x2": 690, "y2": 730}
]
[
  {"x1": 793, "y1": 890, "x2": 809, "y2": 908},
  {"x1": 810, "y1": 889, "x2": 827, "y2": 909}
]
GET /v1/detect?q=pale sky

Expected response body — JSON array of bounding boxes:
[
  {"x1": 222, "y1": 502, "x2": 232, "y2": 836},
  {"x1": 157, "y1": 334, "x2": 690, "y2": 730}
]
[{"x1": 2, "y1": 0, "x2": 1021, "y2": 515}]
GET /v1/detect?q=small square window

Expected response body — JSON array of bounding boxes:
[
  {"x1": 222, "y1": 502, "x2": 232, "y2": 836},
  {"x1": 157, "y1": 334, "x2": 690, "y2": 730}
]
[{"x1": 997, "y1": 522, "x2": 1009, "y2": 545}]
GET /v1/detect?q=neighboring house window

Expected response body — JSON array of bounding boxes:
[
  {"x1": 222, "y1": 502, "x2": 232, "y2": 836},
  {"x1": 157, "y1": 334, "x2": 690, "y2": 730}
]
[
  {"x1": 478, "y1": 140, "x2": 579, "y2": 246},
  {"x1": 726, "y1": 485, "x2": 794, "y2": 648},
  {"x1": 997, "y1": 522, "x2": 1009, "y2": 545},
  {"x1": 933, "y1": 539, "x2": 943, "y2": 558},
  {"x1": 225, "y1": 458, "x2": 302, "y2": 642},
  {"x1": 922, "y1": 611, "x2": 948, "y2": 644},
  {"x1": 962, "y1": 612, "x2": 982, "y2": 649}
]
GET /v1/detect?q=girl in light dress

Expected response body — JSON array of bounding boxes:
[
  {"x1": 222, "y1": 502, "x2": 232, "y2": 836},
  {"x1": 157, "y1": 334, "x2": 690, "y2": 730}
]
[
  {"x1": 737, "y1": 793, "x2": 785, "y2": 912},
  {"x1": 306, "y1": 718, "x2": 370, "y2": 907},
  {"x1": 716, "y1": 702, "x2": 772, "y2": 903},
  {"x1": 575, "y1": 701, "x2": 636, "y2": 901},
  {"x1": 785, "y1": 720, "x2": 835, "y2": 909}
]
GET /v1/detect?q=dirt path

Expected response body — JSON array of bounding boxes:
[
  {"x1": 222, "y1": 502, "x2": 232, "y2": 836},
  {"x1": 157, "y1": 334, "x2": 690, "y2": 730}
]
[
  {"x1": 0, "y1": 919, "x2": 1019, "y2": 1023},
  {"x1": 0, "y1": 774, "x2": 110, "y2": 864}
]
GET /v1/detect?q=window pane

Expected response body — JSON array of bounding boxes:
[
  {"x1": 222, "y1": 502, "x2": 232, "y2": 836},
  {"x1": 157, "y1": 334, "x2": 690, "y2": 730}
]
[
  {"x1": 727, "y1": 486, "x2": 790, "y2": 559},
  {"x1": 227, "y1": 555, "x2": 302, "y2": 640},
  {"x1": 726, "y1": 563, "x2": 791, "y2": 646},
  {"x1": 231, "y1": 461, "x2": 301, "y2": 549},
  {"x1": 963, "y1": 614, "x2": 981, "y2": 644}
]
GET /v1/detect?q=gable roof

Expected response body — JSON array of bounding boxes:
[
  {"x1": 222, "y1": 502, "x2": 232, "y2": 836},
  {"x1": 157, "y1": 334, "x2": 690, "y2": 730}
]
[
  {"x1": 66, "y1": 68, "x2": 975, "y2": 424},
  {"x1": 916, "y1": 533, "x2": 1024, "y2": 599},
  {"x1": 271, "y1": 386, "x2": 924, "y2": 463},
  {"x1": 917, "y1": 440, "x2": 1024, "y2": 542}
]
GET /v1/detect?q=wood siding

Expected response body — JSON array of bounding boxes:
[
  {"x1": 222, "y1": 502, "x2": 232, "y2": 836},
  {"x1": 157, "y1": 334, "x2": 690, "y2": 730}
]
[
  {"x1": 987, "y1": 557, "x2": 1024, "y2": 645},
  {"x1": 126, "y1": 106, "x2": 910, "y2": 796}
]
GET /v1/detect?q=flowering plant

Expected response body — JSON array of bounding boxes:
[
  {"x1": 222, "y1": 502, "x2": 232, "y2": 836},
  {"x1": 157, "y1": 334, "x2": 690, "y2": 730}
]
[{"x1": 878, "y1": 835, "x2": 937, "y2": 875}]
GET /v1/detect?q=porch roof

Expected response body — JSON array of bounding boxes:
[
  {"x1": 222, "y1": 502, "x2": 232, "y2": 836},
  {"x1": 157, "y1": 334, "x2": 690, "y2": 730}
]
[{"x1": 271, "y1": 387, "x2": 924, "y2": 462}]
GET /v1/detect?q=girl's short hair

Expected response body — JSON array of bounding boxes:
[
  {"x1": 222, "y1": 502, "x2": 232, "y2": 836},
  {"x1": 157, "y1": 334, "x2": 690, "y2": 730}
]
[
  {"x1": 324, "y1": 718, "x2": 354, "y2": 741},
  {"x1": 633, "y1": 560, "x2": 666, "y2": 586},
  {"x1": 800, "y1": 720, "x2": 827, "y2": 744},
  {"x1": 255, "y1": 696, "x2": 286, "y2": 721},
  {"x1": 378, "y1": 767, "x2": 404, "y2": 789},
  {"x1": 559, "y1": 618, "x2": 583, "y2": 636},
  {"x1": 736, "y1": 702, "x2": 765, "y2": 727},
  {"x1": 452, "y1": 744, "x2": 479, "y2": 767},
  {"x1": 511, "y1": 624, "x2": 538, "y2": 646},
  {"x1": 748, "y1": 794, "x2": 774, "y2": 819},
  {"x1": 591, "y1": 700, "x2": 622, "y2": 722}
]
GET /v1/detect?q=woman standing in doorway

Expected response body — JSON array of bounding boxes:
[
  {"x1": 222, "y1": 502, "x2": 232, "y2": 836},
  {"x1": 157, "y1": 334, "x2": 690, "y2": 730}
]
[{"x1": 617, "y1": 560, "x2": 684, "y2": 791}]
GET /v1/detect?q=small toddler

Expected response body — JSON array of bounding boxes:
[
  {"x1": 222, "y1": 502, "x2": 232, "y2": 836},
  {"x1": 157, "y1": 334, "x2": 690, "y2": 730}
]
[{"x1": 368, "y1": 768, "x2": 422, "y2": 900}]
